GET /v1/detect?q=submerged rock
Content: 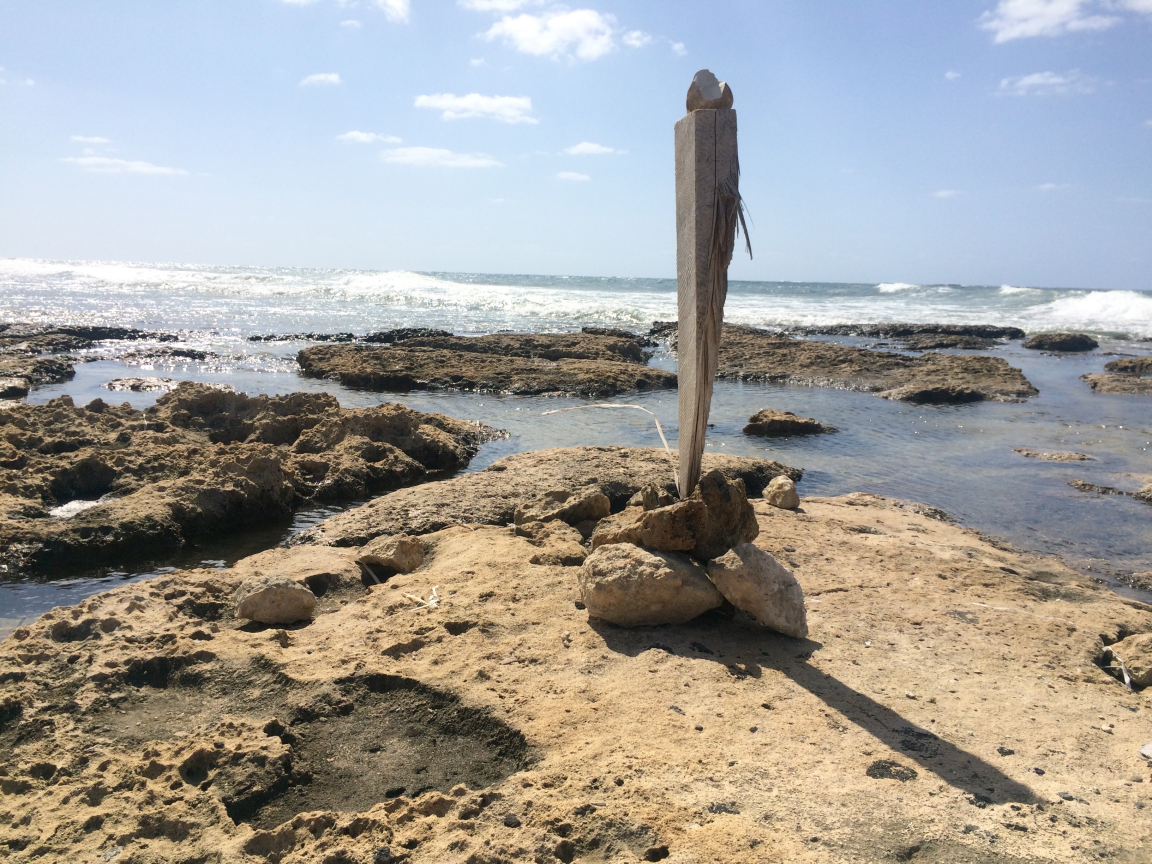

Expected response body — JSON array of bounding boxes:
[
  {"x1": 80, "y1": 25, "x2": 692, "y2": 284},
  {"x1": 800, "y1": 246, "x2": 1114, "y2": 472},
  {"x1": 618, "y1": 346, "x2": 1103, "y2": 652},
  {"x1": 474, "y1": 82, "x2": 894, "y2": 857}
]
[
  {"x1": 743, "y1": 409, "x2": 833, "y2": 437},
  {"x1": 763, "y1": 476, "x2": 800, "y2": 510},
  {"x1": 1081, "y1": 373, "x2": 1152, "y2": 395},
  {"x1": 0, "y1": 383, "x2": 492, "y2": 576},
  {"x1": 104, "y1": 376, "x2": 178, "y2": 393},
  {"x1": 705, "y1": 543, "x2": 808, "y2": 638},
  {"x1": 578, "y1": 543, "x2": 723, "y2": 627},
  {"x1": 1013, "y1": 448, "x2": 1094, "y2": 462},
  {"x1": 234, "y1": 574, "x2": 317, "y2": 624},
  {"x1": 1024, "y1": 333, "x2": 1098, "y2": 352}
]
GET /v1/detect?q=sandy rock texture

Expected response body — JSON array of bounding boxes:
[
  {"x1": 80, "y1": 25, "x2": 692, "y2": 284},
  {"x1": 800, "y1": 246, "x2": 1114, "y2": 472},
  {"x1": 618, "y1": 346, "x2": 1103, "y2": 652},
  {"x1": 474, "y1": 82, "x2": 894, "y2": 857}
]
[
  {"x1": 579, "y1": 543, "x2": 724, "y2": 627},
  {"x1": 0, "y1": 383, "x2": 493, "y2": 576},
  {"x1": 1024, "y1": 333, "x2": 1099, "y2": 352},
  {"x1": 657, "y1": 325, "x2": 1037, "y2": 403},
  {"x1": 781, "y1": 323, "x2": 1025, "y2": 342},
  {"x1": 1081, "y1": 373, "x2": 1152, "y2": 395},
  {"x1": 292, "y1": 447, "x2": 800, "y2": 550},
  {"x1": 1, "y1": 457, "x2": 1150, "y2": 863},
  {"x1": 705, "y1": 543, "x2": 807, "y2": 638},
  {"x1": 763, "y1": 476, "x2": 800, "y2": 510},
  {"x1": 743, "y1": 410, "x2": 833, "y2": 437},
  {"x1": 297, "y1": 332, "x2": 673, "y2": 398}
]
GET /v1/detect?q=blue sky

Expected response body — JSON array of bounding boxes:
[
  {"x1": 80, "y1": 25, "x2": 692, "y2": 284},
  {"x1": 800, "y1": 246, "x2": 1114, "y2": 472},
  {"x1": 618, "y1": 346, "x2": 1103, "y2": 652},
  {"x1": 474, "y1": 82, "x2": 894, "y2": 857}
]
[{"x1": 1, "y1": 0, "x2": 1150, "y2": 290}]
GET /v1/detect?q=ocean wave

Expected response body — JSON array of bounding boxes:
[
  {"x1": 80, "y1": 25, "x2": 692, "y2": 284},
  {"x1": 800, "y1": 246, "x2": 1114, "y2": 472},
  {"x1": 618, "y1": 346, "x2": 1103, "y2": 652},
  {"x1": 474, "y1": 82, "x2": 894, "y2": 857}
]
[
  {"x1": 1027, "y1": 289, "x2": 1152, "y2": 336},
  {"x1": 876, "y1": 282, "x2": 920, "y2": 293},
  {"x1": 998, "y1": 284, "x2": 1040, "y2": 295}
]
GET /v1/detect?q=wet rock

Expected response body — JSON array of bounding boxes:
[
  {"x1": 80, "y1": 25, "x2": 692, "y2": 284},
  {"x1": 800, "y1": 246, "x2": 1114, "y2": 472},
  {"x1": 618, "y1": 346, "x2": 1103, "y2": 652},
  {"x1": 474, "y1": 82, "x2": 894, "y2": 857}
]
[
  {"x1": 900, "y1": 334, "x2": 997, "y2": 351},
  {"x1": 515, "y1": 520, "x2": 587, "y2": 566},
  {"x1": 0, "y1": 355, "x2": 74, "y2": 393},
  {"x1": 233, "y1": 546, "x2": 362, "y2": 594},
  {"x1": 1109, "y1": 633, "x2": 1152, "y2": 689},
  {"x1": 383, "y1": 331, "x2": 652, "y2": 364},
  {"x1": 879, "y1": 384, "x2": 985, "y2": 404},
  {"x1": 705, "y1": 543, "x2": 807, "y2": 638},
  {"x1": 1024, "y1": 333, "x2": 1098, "y2": 352},
  {"x1": 294, "y1": 447, "x2": 798, "y2": 549},
  {"x1": 743, "y1": 409, "x2": 833, "y2": 437},
  {"x1": 578, "y1": 543, "x2": 723, "y2": 627},
  {"x1": 0, "y1": 377, "x2": 29, "y2": 400},
  {"x1": 104, "y1": 377, "x2": 178, "y2": 393},
  {"x1": 689, "y1": 470, "x2": 758, "y2": 561},
  {"x1": 356, "y1": 534, "x2": 425, "y2": 575},
  {"x1": 781, "y1": 323, "x2": 1025, "y2": 341},
  {"x1": 1013, "y1": 449, "x2": 1094, "y2": 462},
  {"x1": 121, "y1": 347, "x2": 214, "y2": 364},
  {"x1": 0, "y1": 383, "x2": 492, "y2": 577},
  {"x1": 297, "y1": 342, "x2": 673, "y2": 398},
  {"x1": 1105, "y1": 357, "x2": 1152, "y2": 377},
  {"x1": 514, "y1": 488, "x2": 611, "y2": 527},
  {"x1": 627, "y1": 483, "x2": 678, "y2": 510},
  {"x1": 763, "y1": 476, "x2": 800, "y2": 510},
  {"x1": 709, "y1": 325, "x2": 1036, "y2": 402},
  {"x1": 234, "y1": 574, "x2": 317, "y2": 624},
  {"x1": 1081, "y1": 373, "x2": 1152, "y2": 395},
  {"x1": 590, "y1": 500, "x2": 705, "y2": 552}
]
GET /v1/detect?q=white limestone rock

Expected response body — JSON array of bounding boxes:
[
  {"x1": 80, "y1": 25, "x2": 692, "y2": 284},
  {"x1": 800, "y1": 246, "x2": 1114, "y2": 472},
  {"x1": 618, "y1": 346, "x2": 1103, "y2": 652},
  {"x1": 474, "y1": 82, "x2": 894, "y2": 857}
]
[
  {"x1": 763, "y1": 475, "x2": 800, "y2": 510},
  {"x1": 234, "y1": 574, "x2": 317, "y2": 624},
  {"x1": 357, "y1": 533, "x2": 425, "y2": 575},
  {"x1": 578, "y1": 543, "x2": 723, "y2": 627},
  {"x1": 686, "y1": 69, "x2": 734, "y2": 112},
  {"x1": 706, "y1": 543, "x2": 808, "y2": 638}
]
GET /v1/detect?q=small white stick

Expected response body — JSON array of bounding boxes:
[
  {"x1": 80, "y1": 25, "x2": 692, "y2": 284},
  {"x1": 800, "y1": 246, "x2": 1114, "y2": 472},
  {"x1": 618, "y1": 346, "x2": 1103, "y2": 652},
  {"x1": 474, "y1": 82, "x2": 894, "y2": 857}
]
[{"x1": 542, "y1": 403, "x2": 679, "y2": 490}]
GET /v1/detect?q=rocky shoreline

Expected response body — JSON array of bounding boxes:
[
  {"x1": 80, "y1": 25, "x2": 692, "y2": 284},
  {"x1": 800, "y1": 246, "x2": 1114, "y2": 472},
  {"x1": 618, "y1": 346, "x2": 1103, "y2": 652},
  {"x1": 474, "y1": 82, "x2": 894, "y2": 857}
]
[
  {"x1": 0, "y1": 383, "x2": 495, "y2": 577},
  {"x1": 0, "y1": 446, "x2": 1149, "y2": 863}
]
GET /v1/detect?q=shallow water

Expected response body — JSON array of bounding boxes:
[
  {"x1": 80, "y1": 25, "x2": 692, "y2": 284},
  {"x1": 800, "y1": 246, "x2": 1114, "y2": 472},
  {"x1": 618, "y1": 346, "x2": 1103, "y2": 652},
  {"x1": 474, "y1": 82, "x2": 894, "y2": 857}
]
[{"x1": 1, "y1": 260, "x2": 1150, "y2": 634}]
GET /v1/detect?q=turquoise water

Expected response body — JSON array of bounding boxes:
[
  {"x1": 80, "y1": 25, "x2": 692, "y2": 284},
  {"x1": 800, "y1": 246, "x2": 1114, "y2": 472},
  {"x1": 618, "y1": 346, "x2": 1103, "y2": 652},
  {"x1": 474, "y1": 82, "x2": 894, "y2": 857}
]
[{"x1": 0, "y1": 259, "x2": 1149, "y2": 634}]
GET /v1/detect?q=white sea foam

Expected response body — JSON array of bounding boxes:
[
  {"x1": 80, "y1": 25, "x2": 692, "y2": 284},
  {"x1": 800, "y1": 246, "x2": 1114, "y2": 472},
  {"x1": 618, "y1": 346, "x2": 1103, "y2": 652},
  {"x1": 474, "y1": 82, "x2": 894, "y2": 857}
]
[
  {"x1": 876, "y1": 282, "x2": 920, "y2": 293},
  {"x1": 998, "y1": 284, "x2": 1039, "y2": 295}
]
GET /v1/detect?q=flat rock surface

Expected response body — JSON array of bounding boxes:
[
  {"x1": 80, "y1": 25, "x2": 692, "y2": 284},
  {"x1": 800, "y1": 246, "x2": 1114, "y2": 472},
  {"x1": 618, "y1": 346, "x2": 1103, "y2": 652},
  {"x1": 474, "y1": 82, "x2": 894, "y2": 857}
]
[
  {"x1": 1024, "y1": 333, "x2": 1099, "y2": 352},
  {"x1": 0, "y1": 383, "x2": 492, "y2": 576},
  {"x1": 1105, "y1": 357, "x2": 1152, "y2": 377},
  {"x1": 695, "y1": 325, "x2": 1037, "y2": 402},
  {"x1": 293, "y1": 446, "x2": 800, "y2": 549},
  {"x1": 297, "y1": 343, "x2": 675, "y2": 398},
  {"x1": 2, "y1": 473, "x2": 1150, "y2": 862},
  {"x1": 744, "y1": 408, "x2": 834, "y2": 437},
  {"x1": 781, "y1": 323, "x2": 1026, "y2": 340},
  {"x1": 1081, "y1": 373, "x2": 1152, "y2": 395},
  {"x1": 1013, "y1": 449, "x2": 1094, "y2": 462}
]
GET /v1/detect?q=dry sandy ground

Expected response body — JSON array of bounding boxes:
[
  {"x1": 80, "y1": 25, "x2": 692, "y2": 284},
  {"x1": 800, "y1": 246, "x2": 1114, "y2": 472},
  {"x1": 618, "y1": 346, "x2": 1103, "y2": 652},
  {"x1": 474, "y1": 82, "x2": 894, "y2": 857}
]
[{"x1": 1, "y1": 476, "x2": 1150, "y2": 863}]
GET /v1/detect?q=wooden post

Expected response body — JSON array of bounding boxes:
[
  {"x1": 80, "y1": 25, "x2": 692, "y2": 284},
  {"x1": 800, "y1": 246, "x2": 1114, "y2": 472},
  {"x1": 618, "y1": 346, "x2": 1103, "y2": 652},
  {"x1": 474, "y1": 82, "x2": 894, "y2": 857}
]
[{"x1": 675, "y1": 70, "x2": 745, "y2": 499}]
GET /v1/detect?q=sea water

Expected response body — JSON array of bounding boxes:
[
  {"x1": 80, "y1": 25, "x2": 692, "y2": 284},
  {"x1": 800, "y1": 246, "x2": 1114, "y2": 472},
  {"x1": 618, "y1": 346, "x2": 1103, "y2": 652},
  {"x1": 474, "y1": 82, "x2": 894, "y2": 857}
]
[{"x1": 1, "y1": 259, "x2": 1150, "y2": 633}]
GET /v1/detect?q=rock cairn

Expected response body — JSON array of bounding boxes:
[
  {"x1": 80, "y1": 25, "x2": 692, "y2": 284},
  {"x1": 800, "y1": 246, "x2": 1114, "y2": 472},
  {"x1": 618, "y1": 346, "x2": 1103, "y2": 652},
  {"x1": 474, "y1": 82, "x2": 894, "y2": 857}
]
[{"x1": 576, "y1": 470, "x2": 807, "y2": 638}]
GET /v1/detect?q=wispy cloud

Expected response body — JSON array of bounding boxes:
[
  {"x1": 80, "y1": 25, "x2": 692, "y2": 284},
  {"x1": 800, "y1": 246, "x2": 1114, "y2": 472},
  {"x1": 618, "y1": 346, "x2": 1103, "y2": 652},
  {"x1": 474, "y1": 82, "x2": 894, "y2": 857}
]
[
  {"x1": 932, "y1": 189, "x2": 961, "y2": 198},
  {"x1": 623, "y1": 30, "x2": 652, "y2": 48},
  {"x1": 557, "y1": 171, "x2": 590, "y2": 182},
  {"x1": 300, "y1": 72, "x2": 341, "y2": 86},
  {"x1": 459, "y1": 0, "x2": 535, "y2": 9},
  {"x1": 998, "y1": 70, "x2": 1094, "y2": 95},
  {"x1": 483, "y1": 9, "x2": 617, "y2": 60},
  {"x1": 381, "y1": 147, "x2": 502, "y2": 168},
  {"x1": 1037, "y1": 182, "x2": 1069, "y2": 191},
  {"x1": 62, "y1": 156, "x2": 187, "y2": 175},
  {"x1": 670, "y1": 41, "x2": 687, "y2": 57},
  {"x1": 1145, "y1": 119, "x2": 1152, "y2": 127},
  {"x1": 564, "y1": 141, "x2": 617, "y2": 155},
  {"x1": 71, "y1": 135, "x2": 111, "y2": 144},
  {"x1": 979, "y1": 0, "x2": 1119, "y2": 42},
  {"x1": 945, "y1": 70, "x2": 961, "y2": 81},
  {"x1": 341, "y1": 19, "x2": 361, "y2": 28},
  {"x1": 337, "y1": 130, "x2": 402, "y2": 144},
  {"x1": 415, "y1": 93, "x2": 537, "y2": 123}
]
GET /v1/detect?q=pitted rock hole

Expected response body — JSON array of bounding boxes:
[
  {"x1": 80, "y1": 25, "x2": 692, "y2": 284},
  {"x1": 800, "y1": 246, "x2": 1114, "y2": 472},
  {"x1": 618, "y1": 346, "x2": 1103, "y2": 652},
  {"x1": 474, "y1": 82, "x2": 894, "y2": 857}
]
[{"x1": 244, "y1": 673, "x2": 534, "y2": 830}]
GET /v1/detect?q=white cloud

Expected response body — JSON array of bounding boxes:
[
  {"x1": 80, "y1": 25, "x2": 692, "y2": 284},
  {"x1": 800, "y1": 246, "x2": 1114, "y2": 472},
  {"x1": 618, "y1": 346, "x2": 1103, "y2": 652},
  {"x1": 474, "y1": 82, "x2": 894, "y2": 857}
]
[
  {"x1": 375, "y1": 0, "x2": 410, "y2": 23},
  {"x1": 300, "y1": 72, "x2": 341, "y2": 86},
  {"x1": 998, "y1": 70, "x2": 1094, "y2": 95},
  {"x1": 932, "y1": 189, "x2": 961, "y2": 198},
  {"x1": 623, "y1": 30, "x2": 652, "y2": 48},
  {"x1": 470, "y1": 57, "x2": 487, "y2": 66},
  {"x1": 1122, "y1": 0, "x2": 1152, "y2": 11},
  {"x1": 62, "y1": 156, "x2": 187, "y2": 175},
  {"x1": 1145, "y1": 119, "x2": 1152, "y2": 127},
  {"x1": 72, "y1": 135, "x2": 111, "y2": 144},
  {"x1": 979, "y1": 0, "x2": 1120, "y2": 42},
  {"x1": 381, "y1": 147, "x2": 502, "y2": 168},
  {"x1": 1037, "y1": 182, "x2": 1070, "y2": 191},
  {"x1": 557, "y1": 171, "x2": 590, "y2": 182},
  {"x1": 337, "y1": 130, "x2": 402, "y2": 144},
  {"x1": 483, "y1": 10, "x2": 617, "y2": 61},
  {"x1": 415, "y1": 93, "x2": 537, "y2": 123},
  {"x1": 670, "y1": 41, "x2": 687, "y2": 57},
  {"x1": 564, "y1": 141, "x2": 615, "y2": 155},
  {"x1": 460, "y1": 0, "x2": 535, "y2": 9},
  {"x1": 945, "y1": 70, "x2": 961, "y2": 80},
  {"x1": 341, "y1": 19, "x2": 362, "y2": 28}
]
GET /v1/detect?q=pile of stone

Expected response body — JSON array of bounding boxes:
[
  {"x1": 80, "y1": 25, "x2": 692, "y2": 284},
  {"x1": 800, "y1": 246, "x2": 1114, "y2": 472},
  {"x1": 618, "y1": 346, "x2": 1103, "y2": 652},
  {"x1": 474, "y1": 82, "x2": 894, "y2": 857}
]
[{"x1": 575, "y1": 471, "x2": 807, "y2": 638}]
